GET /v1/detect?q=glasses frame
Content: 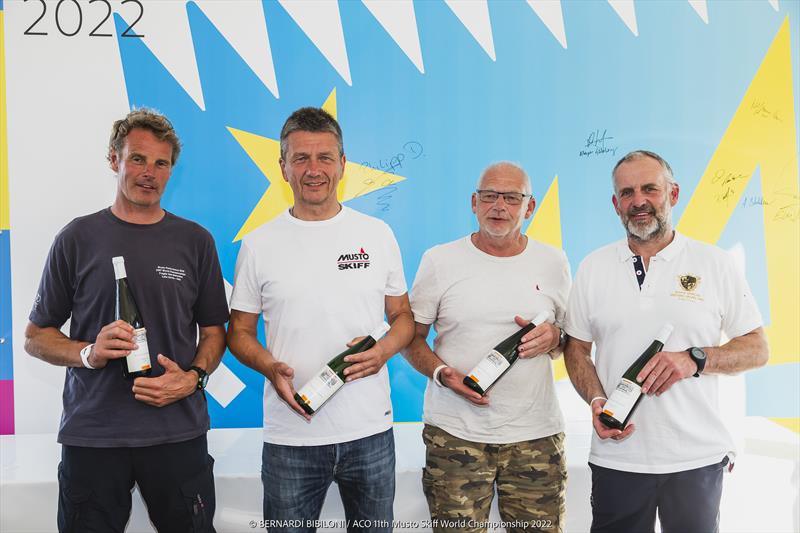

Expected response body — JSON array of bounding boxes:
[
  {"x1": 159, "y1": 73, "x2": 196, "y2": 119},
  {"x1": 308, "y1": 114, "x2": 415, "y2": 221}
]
[{"x1": 475, "y1": 189, "x2": 531, "y2": 206}]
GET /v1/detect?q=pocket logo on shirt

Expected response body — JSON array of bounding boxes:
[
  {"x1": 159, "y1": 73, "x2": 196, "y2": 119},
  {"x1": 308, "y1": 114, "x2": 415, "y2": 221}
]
[
  {"x1": 680, "y1": 275, "x2": 699, "y2": 291},
  {"x1": 156, "y1": 265, "x2": 187, "y2": 282},
  {"x1": 672, "y1": 273, "x2": 703, "y2": 302},
  {"x1": 337, "y1": 248, "x2": 371, "y2": 270}
]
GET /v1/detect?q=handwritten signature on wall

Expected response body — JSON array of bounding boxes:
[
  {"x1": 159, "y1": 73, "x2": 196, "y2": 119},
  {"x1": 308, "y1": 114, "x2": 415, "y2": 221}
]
[
  {"x1": 751, "y1": 98, "x2": 782, "y2": 123},
  {"x1": 355, "y1": 141, "x2": 425, "y2": 212},
  {"x1": 715, "y1": 168, "x2": 799, "y2": 222},
  {"x1": 579, "y1": 129, "x2": 619, "y2": 158}
]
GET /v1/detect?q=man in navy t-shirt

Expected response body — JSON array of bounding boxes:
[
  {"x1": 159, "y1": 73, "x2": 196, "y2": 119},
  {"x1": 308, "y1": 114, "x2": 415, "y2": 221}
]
[{"x1": 25, "y1": 109, "x2": 229, "y2": 532}]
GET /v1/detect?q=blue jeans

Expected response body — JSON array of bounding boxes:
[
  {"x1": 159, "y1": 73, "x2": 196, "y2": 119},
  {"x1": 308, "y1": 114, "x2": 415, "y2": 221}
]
[{"x1": 261, "y1": 428, "x2": 395, "y2": 533}]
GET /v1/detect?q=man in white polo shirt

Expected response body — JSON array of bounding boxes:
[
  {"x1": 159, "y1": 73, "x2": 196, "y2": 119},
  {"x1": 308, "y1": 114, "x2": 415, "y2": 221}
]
[
  {"x1": 404, "y1": 162, "x2": 570, "y2": 533},
  {"x1": 226, "y1": 107, "x2": 414, "y2": 532},
  {"x1": 563, "y1": 150, "x2": 769, "y2": 533}
]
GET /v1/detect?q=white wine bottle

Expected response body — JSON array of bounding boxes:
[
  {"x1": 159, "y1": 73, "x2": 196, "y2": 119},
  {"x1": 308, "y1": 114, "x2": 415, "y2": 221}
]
[
  {"x1": 112, "y1": 256, "x2": 152, "y2": 379},
  {"x1": 463, "y1": 311, "x2": 551, "y2": 396},
  {"x1": 294, "y1": 322, "x2": 391, "y2": 415},
  {"x1": 599, "y1": 324, "x2": 674, "y2": 430}
]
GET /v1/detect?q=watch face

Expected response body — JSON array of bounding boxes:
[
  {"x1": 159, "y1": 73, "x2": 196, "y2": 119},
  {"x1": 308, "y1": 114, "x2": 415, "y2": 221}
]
[{"x1": 690, "y1": 347, "x2": 706, "y2": 360}]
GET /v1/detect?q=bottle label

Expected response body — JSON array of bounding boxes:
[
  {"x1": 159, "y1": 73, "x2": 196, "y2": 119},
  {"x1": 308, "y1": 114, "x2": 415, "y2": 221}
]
[
  {"x1": 126, "y1": 327, "x2": 151, "y2": 373},
  {"x1": 467, "y1": 350, "x2": 511, "y2": 388},
  {"x1": 296, "y1": 365, "x2": 344, "y2": 411},
  {"x1": 602, "y1": 378, "x2": 641, "y2": 422}
]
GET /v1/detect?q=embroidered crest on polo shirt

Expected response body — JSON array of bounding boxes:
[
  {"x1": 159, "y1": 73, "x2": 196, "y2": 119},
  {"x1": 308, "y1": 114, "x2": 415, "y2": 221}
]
[
  {"x1": 680, "y1": 275, "x2": 699, "y2": 291},
  {"x1": 671, "y1": 273, "x2": 704, "y2": 302},
  {"x1": 156, "y1": 265, "x2": 187, "y2": 282},
  {"x1": 337, "y1": 247, "x2": 371, "y2": 270}
]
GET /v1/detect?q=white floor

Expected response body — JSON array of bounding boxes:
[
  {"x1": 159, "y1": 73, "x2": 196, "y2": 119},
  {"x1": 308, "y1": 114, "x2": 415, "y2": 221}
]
[{"x1": 2, "y1": 384, "x2": 798, "y2": 533}]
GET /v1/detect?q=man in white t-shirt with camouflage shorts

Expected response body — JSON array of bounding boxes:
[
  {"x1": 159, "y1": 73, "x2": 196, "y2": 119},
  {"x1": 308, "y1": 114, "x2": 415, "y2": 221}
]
[{"x1": 404, "y1": 162, "x2": 570, "y2": 533}]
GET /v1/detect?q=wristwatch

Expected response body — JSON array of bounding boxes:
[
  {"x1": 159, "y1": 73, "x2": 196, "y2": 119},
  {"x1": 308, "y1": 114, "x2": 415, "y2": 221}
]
[
  {"x1": 189, "y1": 366, "x2": 209, "y2": 390},
  {"x1": 688, "y1": 347, "x2": 706, "y2": 377}
]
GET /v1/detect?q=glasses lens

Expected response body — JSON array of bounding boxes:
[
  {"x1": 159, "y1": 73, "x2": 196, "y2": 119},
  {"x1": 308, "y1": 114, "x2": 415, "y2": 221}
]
[
  {"x1": 478, "y1": 190, "x2": 527, "y2": 204},
  {"x1": 479, "y1": 191, "x2": 499, "y2": 203}
]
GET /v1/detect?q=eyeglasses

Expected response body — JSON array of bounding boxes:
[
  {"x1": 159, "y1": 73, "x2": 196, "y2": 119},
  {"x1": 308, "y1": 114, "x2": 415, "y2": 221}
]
[{"x1": 475, "y1": 189, "x2": 531, "y2": 205}]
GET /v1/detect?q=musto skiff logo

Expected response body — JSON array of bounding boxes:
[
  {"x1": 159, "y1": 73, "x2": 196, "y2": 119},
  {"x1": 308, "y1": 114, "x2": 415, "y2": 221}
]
[{"x1": 337, "y1": 248, "x2": 371, "y2": 270}]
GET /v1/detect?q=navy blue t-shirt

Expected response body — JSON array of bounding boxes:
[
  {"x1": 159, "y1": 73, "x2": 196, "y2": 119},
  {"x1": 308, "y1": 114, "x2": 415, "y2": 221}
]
[{"x1": 30, "y1": 208, "x2": 230, "y2": 447}]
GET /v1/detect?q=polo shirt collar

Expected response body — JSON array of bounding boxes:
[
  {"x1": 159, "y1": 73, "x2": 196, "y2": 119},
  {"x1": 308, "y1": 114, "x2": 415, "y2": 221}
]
[{"x1": 615, "y1": 231, "x2": 687, "y2": 262}]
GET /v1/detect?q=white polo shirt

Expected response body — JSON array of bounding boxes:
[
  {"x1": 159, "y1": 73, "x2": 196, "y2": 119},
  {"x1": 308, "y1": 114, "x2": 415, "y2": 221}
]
[{"x1": 565, "y1": 232, "x2": 762, "y2": 474}]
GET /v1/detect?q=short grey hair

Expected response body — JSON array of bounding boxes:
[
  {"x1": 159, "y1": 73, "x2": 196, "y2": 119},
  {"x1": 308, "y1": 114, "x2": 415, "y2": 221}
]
[
  {"x1": 477, "y1": 161, "x2": 532, "y2": 195},
  {"x1": 612, "y1": 150, "x2": 676, "y2": 194},
  {"x1": 279, "y1": 107, "x2": 343, "y2": 160}
]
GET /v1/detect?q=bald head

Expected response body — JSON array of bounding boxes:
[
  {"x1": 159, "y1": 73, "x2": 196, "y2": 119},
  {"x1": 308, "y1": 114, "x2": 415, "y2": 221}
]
[{"x1": 477, "y1": 162, "x2": 532, "y2": 195}]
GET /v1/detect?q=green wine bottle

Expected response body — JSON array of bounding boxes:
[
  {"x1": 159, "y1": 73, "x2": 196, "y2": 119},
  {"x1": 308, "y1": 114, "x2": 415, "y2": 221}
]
[
  {"x1": 112, "y1": 256, "x2": 152, "y2": 379},
  {"x1": 599, "y1": 324, "x2": 674, "y2": 430},
  {"x1": 463, "y1": 311, "x2": 550, "y2": 396},
  {"x1": 294, "y1": 322, "x2": 391, "y2": 415}
]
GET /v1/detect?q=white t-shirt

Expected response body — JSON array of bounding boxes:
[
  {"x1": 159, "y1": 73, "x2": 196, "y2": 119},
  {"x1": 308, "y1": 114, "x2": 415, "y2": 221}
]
[
  {"x1": 230, "y1": 207, "x2": 407, "y2": 446},
  {"x1": 410, "y1": 236, "x2": 571, "y2": 444},
  {"x1": 565, "y1": 232, "x2": 763, "y2": 474}
]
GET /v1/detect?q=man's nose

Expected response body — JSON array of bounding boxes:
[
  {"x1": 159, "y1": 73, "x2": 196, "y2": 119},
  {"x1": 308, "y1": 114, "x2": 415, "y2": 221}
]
[
  {"x1": 306, "y1": 159, "x2": 322, "y2": 175},
  {"x1": 631, "y1": 190, "x2": 648, "y2": 207}
]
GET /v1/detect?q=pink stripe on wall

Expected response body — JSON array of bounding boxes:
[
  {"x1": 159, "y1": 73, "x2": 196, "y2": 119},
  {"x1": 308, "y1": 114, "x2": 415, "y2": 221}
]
[{"x1": 0, "y1": 379, "x2": 14, "y2": 434}]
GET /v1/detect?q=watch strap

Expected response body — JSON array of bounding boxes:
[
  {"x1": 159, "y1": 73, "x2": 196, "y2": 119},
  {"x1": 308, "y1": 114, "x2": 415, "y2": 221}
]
[{"x1": 189, "y1": 366, "x2": 208, "y2": 390}]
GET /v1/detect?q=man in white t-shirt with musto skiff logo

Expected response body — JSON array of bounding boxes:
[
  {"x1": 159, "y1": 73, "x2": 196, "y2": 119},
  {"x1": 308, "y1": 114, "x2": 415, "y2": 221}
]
[
  {"x1": 564, "y1": 150, "x2": 769, "y2": 533},
  {"x1": 227, "y1": 107, "x2": 414, "y2": 532}
]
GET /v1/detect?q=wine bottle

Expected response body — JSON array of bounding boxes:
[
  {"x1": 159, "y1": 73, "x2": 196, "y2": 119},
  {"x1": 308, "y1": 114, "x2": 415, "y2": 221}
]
[
  {"x1": 462, "y1": 311, "x2": 551, "y2": 396},
  {"x1": 599, "y1": 324, "x2": 675, "y2": 430},
  {"x1": 294, "y1": 322, "x2": 391, "y2": 415},
  {"x1": 112, "y1": 256, "x2": 152, "y2": 379}
]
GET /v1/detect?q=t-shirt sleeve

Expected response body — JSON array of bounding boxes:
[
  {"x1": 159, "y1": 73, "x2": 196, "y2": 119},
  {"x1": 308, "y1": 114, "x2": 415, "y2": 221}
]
[
  {"x1": 564, "y1": 259, "x2": 593, "y2": 343},
  {"x1": 409, "y1": 250, "x2": 440, "y2": 325},
  {"x1": 229, "y1": 241, "x2": 264, "y2": 314},
  {"x1": 719, "y1": 253, "x2": 763, "y2": 339},
  {"x1": 193, "y1": 232, "x2": 231, "y2": 327},
  {"x1": 383, "y1": 224, "x2": 407, "y2": 297},
  {"x1": 28, "y1": 230, "x2": 75, "y2": 329},
  {"x1": 553, "y1": 250, "x2": 572, "y2": 329}
]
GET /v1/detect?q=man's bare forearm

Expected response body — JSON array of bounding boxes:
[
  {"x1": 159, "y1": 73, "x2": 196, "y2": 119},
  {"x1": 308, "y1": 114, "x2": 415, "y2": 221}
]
[
  {"x1": 24, "y1": 322, "x2": 86, "y2": 367},
  {"x1": 704, "y1": 327, "x2": 769, "y2": 375},
  {"x1": 564, "y1": 335, "x2": 607, "y2": 404},
  {"x1": 401, "y1": 323, "x2": 444, "y2": 379},
  {"x1": 379, "y1": 309, "x2": 415, "y2": 362},
  {"x1": 227, "y1": 329, "x2": 275, "y2": 377},
  {"x1": 192, "y1": 325, "x2": 227, "y2": 373}
]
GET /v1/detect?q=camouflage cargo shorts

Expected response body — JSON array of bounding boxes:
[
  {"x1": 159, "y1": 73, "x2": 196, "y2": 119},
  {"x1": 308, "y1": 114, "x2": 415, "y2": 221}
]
[{"x1": 421, "y1": 425, "x2": 566, "y2": 533}]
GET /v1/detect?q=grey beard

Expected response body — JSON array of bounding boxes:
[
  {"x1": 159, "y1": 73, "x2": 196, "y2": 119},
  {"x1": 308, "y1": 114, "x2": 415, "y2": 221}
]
[{"x1": 625, "y1": 210, "x2": 673, "y2": 242}]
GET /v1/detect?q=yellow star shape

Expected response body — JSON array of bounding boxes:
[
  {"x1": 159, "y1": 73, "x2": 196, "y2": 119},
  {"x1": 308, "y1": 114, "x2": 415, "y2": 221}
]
[{"x1": 228, "y1": 88, "x2": 407, "y2": 241}]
